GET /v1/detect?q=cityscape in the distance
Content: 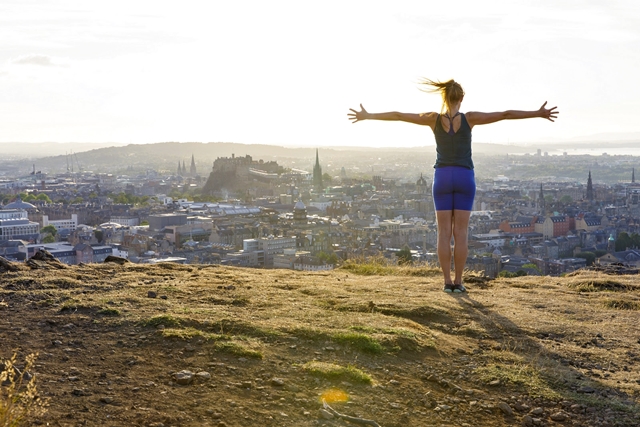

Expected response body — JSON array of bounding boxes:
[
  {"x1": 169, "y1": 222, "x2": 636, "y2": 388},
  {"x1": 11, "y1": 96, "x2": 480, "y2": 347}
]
[{"x1": 2, "y1": 140, "x2": 640, "y2": 277}]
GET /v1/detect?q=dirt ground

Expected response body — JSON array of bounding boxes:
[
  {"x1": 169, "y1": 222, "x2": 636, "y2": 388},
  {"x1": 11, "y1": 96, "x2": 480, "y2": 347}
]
[{"x1": 1, "y1": 260, "x2": 640, "y2": 427}]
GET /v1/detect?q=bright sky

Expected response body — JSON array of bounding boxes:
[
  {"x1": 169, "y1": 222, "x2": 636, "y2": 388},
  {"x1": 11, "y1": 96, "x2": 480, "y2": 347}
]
[{"x1": 1, "y1": 1, "x2": 639, "y2": 148}]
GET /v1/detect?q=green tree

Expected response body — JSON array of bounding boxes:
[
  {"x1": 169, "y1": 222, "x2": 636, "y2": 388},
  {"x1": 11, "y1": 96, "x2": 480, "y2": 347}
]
[
  {"x1": 35, "y1": 193, "x2": 52, "y2": 203},
  {"x1": 616, "y1": 232, "x2": 632, "y2": 251},
  {"x1": 317, "y1": 251, "x2": 339, "y2": 265},
  {"x1": 559, "y1": 195, "x2": 573, "y2": 204},
  {"x1": 42, "y1": 234, "x2": 55, "y2": 243},
  {"x1": 522, "y1": 263, "x2": 541, "y2": 273},
  {"x1": 576, "y1": 251, "x2": 596, "y2": 266},
  {"x1": 396, "y1": 246, "x2": 413, "y2": 265},
  {"x1": 41, "y1": 225, "x2": 57, "y2": 236}
]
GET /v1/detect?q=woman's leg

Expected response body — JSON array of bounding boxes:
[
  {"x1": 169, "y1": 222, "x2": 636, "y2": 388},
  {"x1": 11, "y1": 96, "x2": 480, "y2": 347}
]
[
  {"x1": 436, "y1": 210, "x2": 453, "y2": 284},
  {"x1": 452, "y1": 209, "x2": 471, "y2": 285}
]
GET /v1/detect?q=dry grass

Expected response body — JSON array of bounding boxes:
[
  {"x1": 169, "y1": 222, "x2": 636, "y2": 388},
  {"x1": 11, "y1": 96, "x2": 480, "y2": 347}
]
[{"x1": 0, "y1": 353, "x2": 47, "y2": 427}]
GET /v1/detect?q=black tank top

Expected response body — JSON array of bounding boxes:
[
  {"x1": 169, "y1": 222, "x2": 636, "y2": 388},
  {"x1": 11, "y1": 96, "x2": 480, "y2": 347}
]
[{"x1": 433, "y1": 113, "x2": 474, "y2": 170}]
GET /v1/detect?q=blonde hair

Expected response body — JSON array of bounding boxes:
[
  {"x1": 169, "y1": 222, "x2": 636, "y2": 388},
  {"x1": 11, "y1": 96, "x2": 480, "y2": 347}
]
[{"x1": 419, "y1": 78, "x2": 465, "y2": 115}]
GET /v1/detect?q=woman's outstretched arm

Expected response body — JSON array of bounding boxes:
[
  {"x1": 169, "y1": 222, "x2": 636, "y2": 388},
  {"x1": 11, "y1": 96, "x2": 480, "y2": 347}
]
[
  {"x1": 466, "y1": 102, "x2": 558, "y2": 127},
  {"x1": 348, "y1": 104, "x2": 436, "y2": 127}
]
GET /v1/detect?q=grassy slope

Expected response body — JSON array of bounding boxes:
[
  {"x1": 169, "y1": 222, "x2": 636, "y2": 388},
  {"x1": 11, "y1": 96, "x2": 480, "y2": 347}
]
[{"x1": 1, "y1": 261, "x2": 639, "y2": 426}]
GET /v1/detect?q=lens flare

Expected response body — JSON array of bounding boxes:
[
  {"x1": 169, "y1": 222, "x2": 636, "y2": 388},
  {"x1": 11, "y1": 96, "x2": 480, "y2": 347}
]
[{"x1": 320, "y1": 388, "x2": 349, "y2": 403}]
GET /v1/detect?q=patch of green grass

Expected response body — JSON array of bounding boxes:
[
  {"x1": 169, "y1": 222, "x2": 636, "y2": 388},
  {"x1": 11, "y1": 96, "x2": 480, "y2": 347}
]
[
  {"x1": 566, "y1": 279, "x2": 630, "y2": 292},
  {"x1": 339, "y1": 257, "x2": 441, "y2": 277},
  {"x1": 474, "y1": 363, "x2": 561, "y2": 400},
  {"x1": 140, "y1": 314, "x2": 182, "y2": 328},
  {"x1": 161, "y1": 327, "x2": 206, "y2": 340},
  {"x1": 349, "y1": 325, "x2": 377, "y2": 334},
  {"x1": 214, "y1": 341, "x2": 263, "y2": 359},
  {"x1": 602, "y1": 299, "x2": 640, "y2": 310},
  {"x1": 302, "y1": 361, "x2": 372, "y2": 384},
  {"x1": 97, "y1": 307, "x2": 120, "y2": 316},
  {"x1": 332, "y1": 332, "x2": 384, "y2": 354}
]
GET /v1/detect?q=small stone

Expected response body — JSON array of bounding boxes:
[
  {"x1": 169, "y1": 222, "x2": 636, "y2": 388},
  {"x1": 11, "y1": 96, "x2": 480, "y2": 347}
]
[
  {"x1": 160, "y1": 295, "x2": 168, "y2": 300},
  {"x1": 530, "y1": 407, "x2": 544, "y2": 416},
  {"x1": 319, "y1": 408, "x2": 334, "y2": 419},
  {"x1": 195, "y1": 371, "x2": 211, "y2": 381},
  {"x1": 550, "y1": 412, "x2": 569, "y2": 421},
  {"x1": 72, "y1": 388, "x2": 89, "y2": 396},
  {"x1": 514, "y1": 403, "x2": 530, "y2": 412},
  {"x1": 241, "y1": 381, "x2": 252, "y2": 388},
  {"x1": 99, "y1": 396, "x2": 114, "y2": 404},
  {"x1": 498, "y1": 402, "x2": 514, "y2": 416},
  {"x1": 270, "y1": 378, "x2": 284, "y2": 386},
  {"x1": 174, "y1": 370, "x2": 194, "y2": 385},
  {"x1": 577, "y1": 386, "x2": 596, "y2": 393},
  {"x1": 389, "y1": 379, "x2": 400, "y2": 385},
  {"x1": 147, "y1": 291, "x2": 157, "y2": 298},
  {"x1": 521, "y1": 415, "x2": 533, "y2": 426},
  {"x1": 488, "y1": 379, "x2": 500, "y2": 386}
]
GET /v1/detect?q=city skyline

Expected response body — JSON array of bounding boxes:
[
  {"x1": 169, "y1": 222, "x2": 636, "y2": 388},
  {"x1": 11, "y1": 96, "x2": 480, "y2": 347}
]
[{"x1": 1, "y1": 1, "x2": 639, "y2": 147}]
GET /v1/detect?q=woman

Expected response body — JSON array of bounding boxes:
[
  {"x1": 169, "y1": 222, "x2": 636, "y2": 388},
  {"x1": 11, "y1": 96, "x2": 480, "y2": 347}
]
[{"x1": 348, "y1": 79, "x2": 558, "y2": 293}]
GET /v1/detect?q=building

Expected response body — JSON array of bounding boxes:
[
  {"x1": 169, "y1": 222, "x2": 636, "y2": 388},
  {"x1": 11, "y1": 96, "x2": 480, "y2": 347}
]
[
  {"x1": 0, "y1": 209, "x2": 40, "y2": 242},
  {"x1": 273, "y1": 248, "x2": 311, "y2": 269},
  {"x1": 148, "y1": 213, "x2": 188, "y2": 231},
  {"x1": 43, "y1": 213, "x2": 78, "y2": 232}
]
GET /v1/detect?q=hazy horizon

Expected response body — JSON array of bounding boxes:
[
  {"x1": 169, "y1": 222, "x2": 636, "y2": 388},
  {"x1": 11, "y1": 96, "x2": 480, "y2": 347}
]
[{"x1": 2, "y1": 1, "x2": 639, "y2": 148}]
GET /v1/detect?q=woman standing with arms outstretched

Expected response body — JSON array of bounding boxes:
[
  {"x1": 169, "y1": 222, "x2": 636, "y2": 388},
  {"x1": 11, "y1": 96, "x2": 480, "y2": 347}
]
[{"x1": 348, "y1": 79, "x2": 558, "y2": 292}]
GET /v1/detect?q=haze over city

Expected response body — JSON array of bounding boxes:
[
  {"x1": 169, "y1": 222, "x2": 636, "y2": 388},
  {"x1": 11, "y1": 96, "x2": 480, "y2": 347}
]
[{"x1": 2, "y1": 0, "x2": 640, "y2": 149}]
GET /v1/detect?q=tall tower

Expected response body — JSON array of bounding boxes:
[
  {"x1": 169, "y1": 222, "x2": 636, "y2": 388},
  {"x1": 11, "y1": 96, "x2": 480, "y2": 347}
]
[
  {"x1": 190, "y1": 154, "x2": 197, "y2": 177},
  {"x1": 416, "y1": 173, "x2": 428, "y2": 195},
  {"x1": 539, "y1": 184, "x2": 545, "y2": 213},
  {"x1": 177, "y1": 161, "x2": 182, "y2": 176},
  {"x1": 586, "y1": 170, "x2": 594, "y2": 201},
  {"x1": 313, "y1": 149, "x2": 324, "y2": 191}
]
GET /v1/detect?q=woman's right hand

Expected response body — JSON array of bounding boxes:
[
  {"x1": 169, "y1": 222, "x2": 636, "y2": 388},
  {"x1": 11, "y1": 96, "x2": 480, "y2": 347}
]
[{"x1": 348, "y1": 104, "x2": 369, "y2": 123}]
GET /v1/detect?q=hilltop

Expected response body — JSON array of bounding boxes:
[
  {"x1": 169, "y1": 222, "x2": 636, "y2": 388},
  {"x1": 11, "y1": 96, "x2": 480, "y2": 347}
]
[{"x1": 1, "y1": 260, "x2": 639, "y2": 427}]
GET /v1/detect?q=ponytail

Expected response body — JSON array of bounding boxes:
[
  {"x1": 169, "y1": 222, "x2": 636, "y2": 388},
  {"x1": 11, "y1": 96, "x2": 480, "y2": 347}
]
[{"x1": 419, "y1": 78, "x2": 465, "y2": 115}]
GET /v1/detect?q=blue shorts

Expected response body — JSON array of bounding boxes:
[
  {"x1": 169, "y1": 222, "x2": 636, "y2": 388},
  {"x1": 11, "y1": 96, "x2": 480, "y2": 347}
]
[{"x1": 432, "y1": 166, "x2": 476, "y2": 211}]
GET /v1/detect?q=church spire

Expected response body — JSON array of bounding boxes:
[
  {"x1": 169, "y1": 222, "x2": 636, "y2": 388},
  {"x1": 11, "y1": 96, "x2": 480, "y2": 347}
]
[
  {"x1": 190, "y1": 154, "x2": 196, "y2": 177},
  {"x1": 313, "y1": 149, "x2": 324, "y2": 191},
  {"x1": 586, "y1": 170, "x2": 594, "y2": 201}
]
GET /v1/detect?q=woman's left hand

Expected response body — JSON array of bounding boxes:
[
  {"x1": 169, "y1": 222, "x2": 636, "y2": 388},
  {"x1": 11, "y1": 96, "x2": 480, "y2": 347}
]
[{"x1": 539, "y1": 102, "x2": 559, "y2": 122}]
